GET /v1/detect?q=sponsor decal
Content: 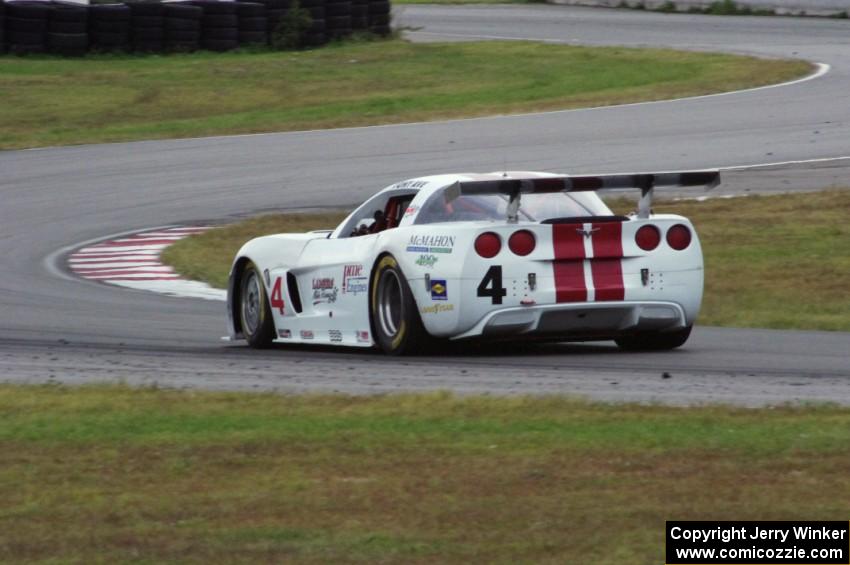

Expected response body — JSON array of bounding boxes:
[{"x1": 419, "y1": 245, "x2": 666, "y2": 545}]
[
  {"x1": 356, "y1": 330, "x2": 370, "y2": 343},
  {"x1": 329, "y1": 329, "x2": 343, "y2": 343},
  {"x1": 406, "y1": 234, "x2": 455, "y2": 255},
  {"x1": 415, "y1": 254, "x2": 438, "y2": 268},
  {"x1": 300, "y1": 330, "x2": 314, "y2": 340},
  {"x1": 420, "y1": 303, "x2": 455, "y2": 315},
  {"x1": 342, "y1": 264, "x2": 368, "y2": 295},
  {"x1": 430, "y1": 279, "x2": 447, "y2": 301},
  {"x1": 392, "y1": 180, "x2": 428, "y2": 190},
  {"x1": 311, "y1": 277, "x2": 338, "y2": 305},
  {"x1": 404, "y1": 206, "x2": 419, "y2": 217},
  {"x1": 278, "y1": 329, "x2": 292, "y2": 338}
]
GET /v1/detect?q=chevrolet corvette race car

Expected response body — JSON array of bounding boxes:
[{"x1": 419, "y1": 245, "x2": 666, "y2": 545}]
[{"x1": 227, "y1": 170, "x2": 719, "y2": 354}]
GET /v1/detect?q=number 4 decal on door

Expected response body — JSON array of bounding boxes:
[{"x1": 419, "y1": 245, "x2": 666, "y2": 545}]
[
  {"x1": 477, "y1": 266, "x2": 507, "y2": 305},
  {"x1": 270, "y1": 277, "x2": 285, "y2": 314}
]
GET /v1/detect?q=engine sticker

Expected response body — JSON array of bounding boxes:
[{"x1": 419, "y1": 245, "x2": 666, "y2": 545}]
[{"x1": 430, "y1": 279, "x2": 447, "y2": 300}]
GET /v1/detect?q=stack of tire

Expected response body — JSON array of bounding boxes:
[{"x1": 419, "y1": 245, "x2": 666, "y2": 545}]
[
  {"x1": 163, "y1": 2, "x2": 202, "y2": 53},
  {"x1": 324, "y1": 0, "x2": 351, "y2": 40},
  {"x1": 301, "y1": 0, "x2": 326, "y2": 46},
  {"x1": 368, "y1": 0, "x2": 390, "y2": 36},
  {"x1": 128, "y1": 1, "x2": 164, "y2": 54},
  {"x1": 235, "y1": 1, "x2": 267, "y2": 47},
  {"x1": 350, "y1": 0, "x2": 369, "y2": 32},
  {"x1": 48, "y1": 3, "x2": 88, "y2": 57},
  {"x1": 192, "y1": 0, "x2": 238, "y2": 52},
  {"x1": 4, "y1": 1, "x2": 51, "y2": 55},
  {"x1": 0, "y1": 0, "x2": 6, "y2": 54},
  {"x1": 89, "y1": 4, "x2": 131, "y2": 52}
]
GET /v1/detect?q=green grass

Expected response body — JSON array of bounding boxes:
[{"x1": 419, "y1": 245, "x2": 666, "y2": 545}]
[
  {"x1": 0, "y1": 40, "x2": 810, "y2": 149},
  {"x1": 161, "y1": 190, "x2": 850, "y2": 331},
  {"x1": 1, "y1": 384, "x2": 849, "y2": 563}
]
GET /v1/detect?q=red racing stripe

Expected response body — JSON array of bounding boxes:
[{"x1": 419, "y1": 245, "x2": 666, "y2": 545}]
[
  {"x1": 552, "y1": 223, "x2": 587, "y2": 303},
  {"x1": 590, "y1": 222, "x2": 624, "y2": 301}
]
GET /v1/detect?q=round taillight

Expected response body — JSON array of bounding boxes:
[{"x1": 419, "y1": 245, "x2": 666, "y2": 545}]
[
  {"x1": 635, "y1": 225, "x2": 661, "y2": 251},
  {"x1": 508, "y1": 230, "x2": 536, "y2": 256},
  {"x1": 474, "y1": 232, "x2": 501, "y2": 258},
  {"x1": 666, "y1": 224, "x2": 692, "y2": 250}
]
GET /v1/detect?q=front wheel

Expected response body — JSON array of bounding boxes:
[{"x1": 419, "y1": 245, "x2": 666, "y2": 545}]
[
  {"x1": 615, "y1": 325, "x2": 692, "y2": 351},
  {"x1": 239, "y1": 261, "x2": 276, "y2": 348},
  {"x1": 370, "y1": 255, "x2": 430, "y2": 355}
]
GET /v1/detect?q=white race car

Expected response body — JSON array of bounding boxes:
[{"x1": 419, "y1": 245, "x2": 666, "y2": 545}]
[{"x1": 227, "y1": 170, "x2": 719, "y2": 354}]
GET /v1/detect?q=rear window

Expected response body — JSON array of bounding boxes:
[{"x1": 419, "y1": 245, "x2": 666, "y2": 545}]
[{"x1": 415, "y1": 191, "x2": 597, "y2": 225}]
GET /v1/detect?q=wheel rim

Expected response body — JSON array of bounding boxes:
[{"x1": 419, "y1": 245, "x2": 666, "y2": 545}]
[
  {"x1": 377, "y1": 269, "x2": 403, "y2": 338},
  {"x1": 241, "y1": 271, "x2": 262, "y2": 336}
]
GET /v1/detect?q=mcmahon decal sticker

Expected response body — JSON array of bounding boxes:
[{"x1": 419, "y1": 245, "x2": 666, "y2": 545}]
[
  {"x1": 420, "y1": 303, "x2": 454, "y2": 315},
  {"x1": 391, "y1": 180, "x2": 428, "y2": 190},
  {"x1": 406, "y1": 234, "x2": 455, "y2": 254}
]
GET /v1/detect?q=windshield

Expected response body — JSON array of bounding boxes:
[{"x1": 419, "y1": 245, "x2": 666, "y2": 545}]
[{"x1": 414, "y1": 191, "x2": 601, "y2": 225}]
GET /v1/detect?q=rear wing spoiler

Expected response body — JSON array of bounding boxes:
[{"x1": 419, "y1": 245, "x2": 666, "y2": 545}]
[{"x1": 445, "y1": 170, "x2": 720, "y2": 221}]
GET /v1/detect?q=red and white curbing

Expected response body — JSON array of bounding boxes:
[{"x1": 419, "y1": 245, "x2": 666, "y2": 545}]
[{"x1": 68, "y1": 227, "x2": 227, "y2": 301}]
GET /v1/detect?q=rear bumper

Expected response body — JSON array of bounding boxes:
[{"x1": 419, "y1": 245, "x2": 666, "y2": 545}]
[{"x1": 451, "y1": 301, "x2": 688, "y2": 340}]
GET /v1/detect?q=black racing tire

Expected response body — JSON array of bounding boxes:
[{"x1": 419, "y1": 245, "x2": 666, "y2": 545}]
[
  {"x1": 131, "y1": 15, "x2": 164, "y2": 27},
  {"x1": 236, "y1": 2, "x2": 267, "y2": 17},
  {"x1": 8, "y1": 30, "x2": 45, "y2": 44},
  {"x1": 134, "y1": 28, "x2": 164, "y2": 41},
  {"x1": 48, "y1": 32, "x2": 88, "y2": 49},
  {"x1": 166, "y1": 30, "x2": 200, "y2": 42},
  {"x1": 128, "y1": 2, "x2": 164, "y2": 17},
  {"x1": 238, "y1": 16, "x2": 268, "y2": 31},
  {"x1": 308, "y1": 6, "x2": 325, "y2": 19},
  {"x1": 238, "y1": 31, "x2": 268, "y2": 44},
  {"x1": 203, "y1": 14, "x2": 238, "y2": 27},
  {"x1": 327, "y1": 15, "x2": 351, "y2": 28},
  {"x1": 91, "y1": 21, "x2": 131, "y2": 34},
  {"x1": 6, "y1": 2, "x2": 51, "y2": 18},
  {"x1": 615, "y1": 325, "x2": 693, "y2": 351},
  {"x1": 164, "y1": 4, "x2": 204, "y2": 20},
  {"x1": 7, "y1": 16, "x2": 47, "y2": 32},
  {"x1": 239, "y1": 262, "x2": 276, "y2": 348},
  {"x1": 325, "y1": 1, "x2": 352, "y2": 16},
  {"x1": 368, "y1": 0, "x2": 390, "y2": 14},
  {"x1": 351, "y1": 17, "x2": 369, "y2": 29},
  {"x1": 51, "y1": 5, "x2": 88, "y2": 23},
  {"x1": 165, "y1": 18, "x2": 201, "y2": 31},
  {"x1": 192, "y1": 0, "x2": 238, "y2": 14},
  {"x1": 308, "y1": 18, "x2": 326, "y2": 32},
  {"x1": 370, "y1": 255, "x2": 432, "y2": 355},
  {"x1": 203, "y1": 27, "x2": 238, "y2": 40},
  {"x1": 50, "y1": 20, "x2": 87, "y2": 34},
  {"x1": 369, "y1": 23, "x2": 390, "y2": 35},
  {"x1": 89, "y1": 5, "x2": 131, "y2": 22}
]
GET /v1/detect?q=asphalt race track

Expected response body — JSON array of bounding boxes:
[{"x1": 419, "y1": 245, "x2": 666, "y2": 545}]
[{"x1": 2, "y1": 6, "x2": 849, "y2": 405}]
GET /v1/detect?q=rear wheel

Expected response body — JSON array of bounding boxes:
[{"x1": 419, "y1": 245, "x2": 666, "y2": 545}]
[
  {"x1": 239, "y1": 262, "x2": 276, "y2": 348},
  {"x1": 615, "y1": 325, "x2": 692, "y2": 351},
  {"x1": 370, "y1": 255, "x2": 430, "y2": 355}
]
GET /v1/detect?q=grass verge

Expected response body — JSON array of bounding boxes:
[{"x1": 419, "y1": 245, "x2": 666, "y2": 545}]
[
  {"x1": 0, "y1": 40, "x2": 810, "y2": 149},
  {"x1": 2, "y1": 384, "x2": 849, "y2": 563},
  {"x1": 162, "y1": 190, "x2": 850, "y2": 331}
]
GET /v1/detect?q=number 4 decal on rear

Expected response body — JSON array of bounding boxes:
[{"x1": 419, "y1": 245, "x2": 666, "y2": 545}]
[
  {"x1": 270, "y1": 277, "x2": 285, "y2": 314},
  {"x1": 477, "y1": 265, "x2": 507, "y2": 305}
]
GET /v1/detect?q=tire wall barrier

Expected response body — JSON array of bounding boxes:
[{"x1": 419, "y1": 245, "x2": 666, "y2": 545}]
[{"x1": 1, "y1": 0, "x2": 390, "y2": 56}]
